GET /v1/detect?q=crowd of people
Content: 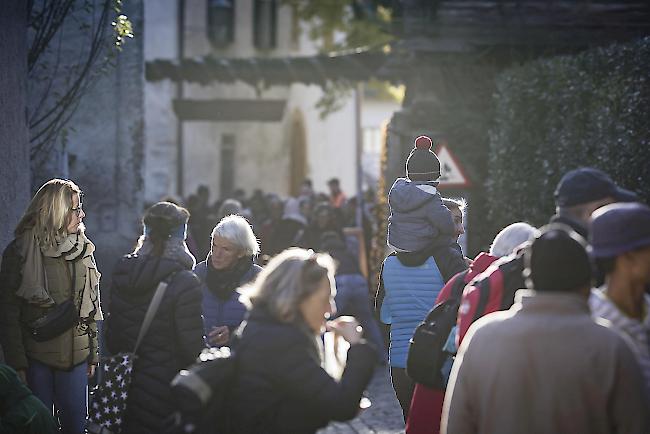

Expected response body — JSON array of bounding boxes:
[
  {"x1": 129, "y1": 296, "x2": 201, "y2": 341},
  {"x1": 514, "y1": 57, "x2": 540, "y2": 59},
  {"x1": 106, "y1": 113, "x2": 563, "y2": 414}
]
[
  {"x1": 180, "y1": 177, "x2": 374, "y2": 263},
  {"x1": 0, "y1": 134, "x2": 648, "y2": 434}
]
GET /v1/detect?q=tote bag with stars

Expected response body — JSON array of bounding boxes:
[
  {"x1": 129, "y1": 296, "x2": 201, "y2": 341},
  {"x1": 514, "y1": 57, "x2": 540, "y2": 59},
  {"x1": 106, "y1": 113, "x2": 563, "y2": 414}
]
[{"x1": 86, "y1": 276, "x2": 172, "y2": 434}]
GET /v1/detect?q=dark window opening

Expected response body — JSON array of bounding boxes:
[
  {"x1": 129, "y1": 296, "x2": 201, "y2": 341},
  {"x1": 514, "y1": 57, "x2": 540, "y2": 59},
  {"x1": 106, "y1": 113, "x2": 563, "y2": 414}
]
[
  {"x1": 220, "y1": 134, "x2": 236, "y2": 197},
  {"x1": 207, "y1": 0, "x2": 235, "y2": 48},
  {"x1": 253, "y1": 0, "x2": 277, "y2": 50}
]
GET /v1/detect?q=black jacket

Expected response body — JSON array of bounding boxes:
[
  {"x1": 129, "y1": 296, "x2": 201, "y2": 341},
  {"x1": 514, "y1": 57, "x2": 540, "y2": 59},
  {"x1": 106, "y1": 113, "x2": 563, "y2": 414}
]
[
  {"x1": 230, "y1": 309, "x2": 377, "y2": 434},
  {"x1": 105, "y1": 254, "x2": 205, "y2": 434}
]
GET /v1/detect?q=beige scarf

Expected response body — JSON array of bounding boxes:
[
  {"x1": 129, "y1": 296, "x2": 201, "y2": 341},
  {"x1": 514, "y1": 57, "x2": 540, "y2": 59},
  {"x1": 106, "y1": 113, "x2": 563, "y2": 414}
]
[{"x1": 16, "y1": 229, "x2": 103, "y2": 321}]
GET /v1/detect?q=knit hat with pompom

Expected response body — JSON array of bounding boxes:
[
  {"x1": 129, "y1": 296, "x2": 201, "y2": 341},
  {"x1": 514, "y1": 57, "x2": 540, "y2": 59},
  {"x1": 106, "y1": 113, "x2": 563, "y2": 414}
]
[{"x1": 406, "y1": 135, "x2": 441, "y2": 181}]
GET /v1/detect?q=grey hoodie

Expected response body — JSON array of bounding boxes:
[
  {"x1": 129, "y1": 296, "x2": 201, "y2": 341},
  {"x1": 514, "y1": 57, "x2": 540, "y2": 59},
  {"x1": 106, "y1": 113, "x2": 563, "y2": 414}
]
[{"x1": 387, "y1": 178, "x2": 455, "y2": 252}]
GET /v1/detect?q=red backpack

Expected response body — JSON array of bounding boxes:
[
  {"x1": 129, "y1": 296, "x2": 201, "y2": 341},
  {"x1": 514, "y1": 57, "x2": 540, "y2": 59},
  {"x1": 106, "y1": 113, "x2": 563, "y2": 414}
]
[{"x1": 457, "y1": 250, "x2": 526, "y2": 345}]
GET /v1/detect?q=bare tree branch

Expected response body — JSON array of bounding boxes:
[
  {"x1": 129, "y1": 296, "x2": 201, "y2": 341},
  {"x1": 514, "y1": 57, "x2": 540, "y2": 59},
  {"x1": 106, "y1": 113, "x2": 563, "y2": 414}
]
[{"x1": 28, "y1": 0, "x2": 114, "y2": 161}]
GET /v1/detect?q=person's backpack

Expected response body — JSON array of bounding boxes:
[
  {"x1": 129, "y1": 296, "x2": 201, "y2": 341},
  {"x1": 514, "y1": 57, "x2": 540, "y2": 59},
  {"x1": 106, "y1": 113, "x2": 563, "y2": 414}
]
[
  {"x1": 87, "y1": 273, "x2": 176, "y2": 434},
  {"x1": 457, "y1": 252, "x2": 525, "y2": 345},
  {"x1": 406, "y1": 270, "x2": 468, "y2": 389},
  {"x1": 166, "y1": 343, "x2": 238, "y2": 434}
]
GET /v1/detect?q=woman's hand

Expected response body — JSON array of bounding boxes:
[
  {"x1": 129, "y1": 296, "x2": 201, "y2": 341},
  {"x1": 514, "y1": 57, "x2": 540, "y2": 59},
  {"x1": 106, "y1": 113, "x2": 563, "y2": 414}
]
[
  {"x1": 327, "y1": 316, "x2": 363, "y2": 345},
  {"x1": 208, "y1": 325, "x2": 230, "y2": 346},
  {"x1": 87, "y1": 363, "x2": 96, "y2": 378}
]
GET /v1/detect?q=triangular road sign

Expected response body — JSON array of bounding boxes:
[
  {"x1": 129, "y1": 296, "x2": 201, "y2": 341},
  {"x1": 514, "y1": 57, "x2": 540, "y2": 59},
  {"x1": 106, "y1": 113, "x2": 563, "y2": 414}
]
[{"x1": 435, "y1": 144, "x2": 471, "y2": 188}]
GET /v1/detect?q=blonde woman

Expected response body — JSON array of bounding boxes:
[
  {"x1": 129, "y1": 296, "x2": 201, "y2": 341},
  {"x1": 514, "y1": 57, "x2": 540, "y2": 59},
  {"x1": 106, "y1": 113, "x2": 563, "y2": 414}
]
[
  {"x1": 0, "y1": 179, "x2": 102, "y2": 434},
  {"x1": 230, "y1": 248, "x2": 377, "y2": 434}
]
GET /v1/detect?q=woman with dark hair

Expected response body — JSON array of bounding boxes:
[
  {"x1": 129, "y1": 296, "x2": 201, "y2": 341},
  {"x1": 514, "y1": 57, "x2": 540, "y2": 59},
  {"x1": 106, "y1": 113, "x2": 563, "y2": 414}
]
[
  {"x1": 104, "y1": 201, "x2": 205, "y2": 434},
  {"x1": 0, "y1": 179, "x2": 102, "y2": 434}
]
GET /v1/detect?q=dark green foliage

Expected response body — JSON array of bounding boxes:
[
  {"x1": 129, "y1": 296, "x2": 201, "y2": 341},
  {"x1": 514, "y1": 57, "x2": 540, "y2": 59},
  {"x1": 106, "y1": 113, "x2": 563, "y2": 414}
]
[{"x1": 487, "y1": 37, "x2": 650, "y2": 231}]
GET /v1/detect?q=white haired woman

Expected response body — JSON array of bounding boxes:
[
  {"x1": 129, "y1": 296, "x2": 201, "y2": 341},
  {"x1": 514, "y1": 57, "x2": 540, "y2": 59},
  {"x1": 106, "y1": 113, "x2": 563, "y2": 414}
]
[
  {"x1": 0, "y1": 179, "x2": 102, "y2": 434},
  {"x1": 230, "y1": 248, "x2": 377, "y2": 434},
  {"x1": 194, "y1": 215, "x2": 262, "y2": 347}
]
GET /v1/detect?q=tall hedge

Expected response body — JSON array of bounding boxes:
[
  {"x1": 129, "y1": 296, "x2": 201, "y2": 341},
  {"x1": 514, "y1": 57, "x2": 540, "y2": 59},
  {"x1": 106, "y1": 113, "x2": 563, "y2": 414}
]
[{"x1": 487, "y1": 37, "x2": 650, "y2": 231}]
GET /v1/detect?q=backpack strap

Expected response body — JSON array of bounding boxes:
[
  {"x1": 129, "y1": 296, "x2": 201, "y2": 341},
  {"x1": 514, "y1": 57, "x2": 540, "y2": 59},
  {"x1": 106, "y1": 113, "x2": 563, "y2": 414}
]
[
  {"x1": 133, "y1": 272, "x2": 177, "y2": 354},
  {"x1": 448, "y1": 270, "x2": 470, "y2": 302},
  {"x1": 472, "y1": 267, "x2": 504, "y2": 323}
]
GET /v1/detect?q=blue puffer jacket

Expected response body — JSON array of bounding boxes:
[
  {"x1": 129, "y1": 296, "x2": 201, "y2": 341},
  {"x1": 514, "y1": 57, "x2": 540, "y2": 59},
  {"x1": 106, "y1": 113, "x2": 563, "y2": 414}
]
[
  {"x1": 194, "y1": 260, "x2": 262, "y2": 342},
  {"x1": 387, "y1": 178, "x2": 455, "y2": 252},
  {"x1": 380, "y1": 254, "x2": 444, "y2": 368}
]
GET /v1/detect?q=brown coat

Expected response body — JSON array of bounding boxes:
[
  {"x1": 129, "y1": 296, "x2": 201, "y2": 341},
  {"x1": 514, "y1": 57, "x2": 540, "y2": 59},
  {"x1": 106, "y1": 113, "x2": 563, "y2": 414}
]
[
  {"x1": 0, "y1": 239, "x2": 98, "y2": 371},
  {"x1": 442, "y1": 290, "x2": 649, "y2": 434}
]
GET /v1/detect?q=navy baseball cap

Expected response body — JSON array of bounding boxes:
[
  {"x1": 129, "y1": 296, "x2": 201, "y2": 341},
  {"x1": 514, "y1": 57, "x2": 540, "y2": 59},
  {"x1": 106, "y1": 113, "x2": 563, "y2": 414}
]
[
  {"x1": 554, "y1": 167, "x2": 638, "y2": 207},
  {"x1": 590, "y1": 202, "x2": 650, "y2": 258}
]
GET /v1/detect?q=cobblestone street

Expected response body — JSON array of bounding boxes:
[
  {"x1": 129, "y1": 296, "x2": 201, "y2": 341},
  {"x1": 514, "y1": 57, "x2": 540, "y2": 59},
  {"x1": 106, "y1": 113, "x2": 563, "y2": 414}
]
[{"x1": 319, "y1": 367, "x2": 405, "y2": 434}]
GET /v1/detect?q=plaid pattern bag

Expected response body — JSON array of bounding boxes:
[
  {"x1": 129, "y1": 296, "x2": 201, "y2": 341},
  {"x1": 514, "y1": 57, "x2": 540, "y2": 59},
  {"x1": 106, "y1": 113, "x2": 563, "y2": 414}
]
[{"x1": 87, "y1": 277, "x2": 172, "y2": 434}]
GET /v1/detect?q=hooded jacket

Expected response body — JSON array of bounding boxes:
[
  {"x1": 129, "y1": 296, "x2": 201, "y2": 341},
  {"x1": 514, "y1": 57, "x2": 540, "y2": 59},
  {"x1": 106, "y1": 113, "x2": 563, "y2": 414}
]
[
  {"x1": 387, "y1": 178, "x2": 455, "y2": 253},
  {"x1": 105, "y1": 254, "x2": 205, "y2": 434}
]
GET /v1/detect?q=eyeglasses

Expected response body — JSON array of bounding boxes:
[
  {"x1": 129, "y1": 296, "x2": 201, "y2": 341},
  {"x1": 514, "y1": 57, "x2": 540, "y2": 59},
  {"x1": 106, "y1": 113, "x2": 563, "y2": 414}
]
[{"x1": 71, "y1": 204, "x2": 83, "y2": 217}]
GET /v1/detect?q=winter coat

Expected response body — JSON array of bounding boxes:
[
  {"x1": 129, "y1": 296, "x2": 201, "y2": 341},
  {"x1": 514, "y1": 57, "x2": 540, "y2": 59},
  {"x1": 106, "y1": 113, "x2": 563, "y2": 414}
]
[
  {"x1": 230, "y1": 308, "x2": 377, "y2": 434},
  {"x1": 0, "y1": 239, "x2": 98, "y2": 371},
  {"x1": 194, "y1": 259, "x2": 261, "y2": 341},
  {"x1": 105, "y1": 254, "x2": 205, "y2": 434},
  {"x1": 442, "y1": 291, "x2": 649, "y2": 434},
  {"x1": 406, "y1": 252, "x2": 498, "y2": 434},
  {"x1": 0, "y1": 363, "x2": 58, "y2": 434},
  {"x1": 387, "y1": 178, "x2": 455, "y2": 252},
  {"x1": 380, "y1": 254, "x2": 445, "y2": 369}
]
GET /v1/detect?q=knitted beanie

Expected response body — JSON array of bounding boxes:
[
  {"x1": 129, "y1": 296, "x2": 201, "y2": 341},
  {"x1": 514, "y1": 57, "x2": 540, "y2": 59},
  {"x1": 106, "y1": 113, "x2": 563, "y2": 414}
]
[
  {"x1": 143, "y1": 201, "x2": 190, "y2": 239},
  {"x1": 524, "y1": 224, "x2": 592, "y2": 292},
  {"x1": 406, "y1": 135, "x2": 441, "y2": 181}
]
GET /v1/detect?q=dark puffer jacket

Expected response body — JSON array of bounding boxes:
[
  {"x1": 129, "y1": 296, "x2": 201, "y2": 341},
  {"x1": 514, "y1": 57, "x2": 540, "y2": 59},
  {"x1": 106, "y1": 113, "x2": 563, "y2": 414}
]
[
  {"x1": 194, "y1": 259, "x2": 261, "y2": 344},
  {"x1": 230, "y1": 308, "x2": 377, "y2": 434},
  {"x1": 104, "y1": 254, "x2": 205, "y2": 434}
]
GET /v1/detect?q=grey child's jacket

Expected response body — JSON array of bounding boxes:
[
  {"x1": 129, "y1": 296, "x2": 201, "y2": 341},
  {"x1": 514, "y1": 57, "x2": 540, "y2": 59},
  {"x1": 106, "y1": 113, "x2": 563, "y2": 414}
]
[{"x1": 387, "y1": 178, "x2": 455, "y2": 252}]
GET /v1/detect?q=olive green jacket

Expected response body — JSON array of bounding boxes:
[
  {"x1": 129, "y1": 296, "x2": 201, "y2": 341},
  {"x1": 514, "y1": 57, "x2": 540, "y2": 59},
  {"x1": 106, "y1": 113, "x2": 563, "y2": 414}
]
[{"x1": 0, "y1": 239, "x2": 99, "y2": 371}]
